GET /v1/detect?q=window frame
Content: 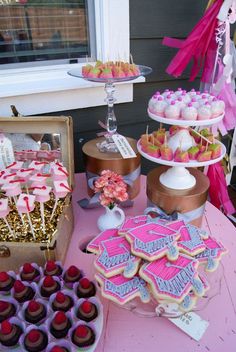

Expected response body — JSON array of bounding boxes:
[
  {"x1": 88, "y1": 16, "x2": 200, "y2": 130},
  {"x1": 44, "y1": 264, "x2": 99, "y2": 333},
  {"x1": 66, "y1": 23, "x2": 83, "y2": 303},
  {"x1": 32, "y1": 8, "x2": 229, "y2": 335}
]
[{"x1": 0, "y1": 0, "x2": 145, "y2": 116}]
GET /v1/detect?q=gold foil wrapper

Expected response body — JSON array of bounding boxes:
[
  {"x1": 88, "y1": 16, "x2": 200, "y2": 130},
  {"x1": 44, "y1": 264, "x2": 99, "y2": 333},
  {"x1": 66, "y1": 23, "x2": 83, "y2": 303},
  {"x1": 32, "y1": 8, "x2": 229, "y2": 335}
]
[
  {"x1": 0, "y1": 194, "x2": 71, "y2": 244},
  {"x1": 83, "y1": 137, "x2": 141, "y2": 199}
]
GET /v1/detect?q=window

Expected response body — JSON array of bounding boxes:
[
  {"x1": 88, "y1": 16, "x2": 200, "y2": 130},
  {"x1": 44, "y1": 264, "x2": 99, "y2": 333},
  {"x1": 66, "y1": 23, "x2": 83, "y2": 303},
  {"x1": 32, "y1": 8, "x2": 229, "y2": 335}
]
[{"x1": 0, "y1": 0, "x2": 96, "y2": 68}]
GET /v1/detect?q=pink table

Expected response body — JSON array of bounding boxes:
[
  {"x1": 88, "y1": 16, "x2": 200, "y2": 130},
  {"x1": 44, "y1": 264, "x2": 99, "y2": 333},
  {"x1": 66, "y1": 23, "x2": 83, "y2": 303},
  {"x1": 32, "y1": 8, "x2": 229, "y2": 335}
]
[{"x1": 65, "y1": 174, "x2": 236, "y2": 352}]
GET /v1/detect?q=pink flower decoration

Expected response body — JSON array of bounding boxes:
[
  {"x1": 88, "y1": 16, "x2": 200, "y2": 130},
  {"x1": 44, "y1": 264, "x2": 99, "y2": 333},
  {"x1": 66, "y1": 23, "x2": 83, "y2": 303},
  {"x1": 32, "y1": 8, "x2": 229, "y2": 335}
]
[{"x1": 94, "y1": 170, "x2": 128, "y2": 209}]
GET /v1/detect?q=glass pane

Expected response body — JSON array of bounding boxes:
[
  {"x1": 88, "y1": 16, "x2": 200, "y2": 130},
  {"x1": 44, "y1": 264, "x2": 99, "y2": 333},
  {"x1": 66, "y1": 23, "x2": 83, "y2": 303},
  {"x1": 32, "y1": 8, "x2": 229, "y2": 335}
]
[{"x1": 0, "y1": 0, "x2": 91, "y2": 65}]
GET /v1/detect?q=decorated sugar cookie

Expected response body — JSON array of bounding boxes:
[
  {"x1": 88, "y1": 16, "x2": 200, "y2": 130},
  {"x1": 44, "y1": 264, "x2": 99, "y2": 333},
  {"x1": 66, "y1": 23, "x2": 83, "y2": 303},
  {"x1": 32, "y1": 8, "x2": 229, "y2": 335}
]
[
  {"x1": 195, "y1": 236, "x2": 227, "y2": 272},
  {"x1": 87, "y1": 229, "x2": 119, "y2": 254},
  {"x1": 125, "y1": 222, "x2": 180, "y2": 261},
  {"x1": 95, "y1": 273, "x2": 150, "y2": 305},
  {"x1": 139, "y1": 254, "x2": 205, "y2": 303},
  {"x1": 118, "y1": 215, "x2": 150, "y2": 235},
  {"x1": 95, "y1": 237, "x2": 140, "y2": 278},
  {"x1": 166, "y1": 220, "x2": 206, "y2": 256}
]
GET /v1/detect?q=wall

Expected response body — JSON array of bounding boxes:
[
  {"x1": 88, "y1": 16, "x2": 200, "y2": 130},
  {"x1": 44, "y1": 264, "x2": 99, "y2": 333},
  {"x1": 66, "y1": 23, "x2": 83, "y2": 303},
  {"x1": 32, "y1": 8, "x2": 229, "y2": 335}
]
[{"x1": 45, "y1": 0, "x2": 207, "y2": 174}]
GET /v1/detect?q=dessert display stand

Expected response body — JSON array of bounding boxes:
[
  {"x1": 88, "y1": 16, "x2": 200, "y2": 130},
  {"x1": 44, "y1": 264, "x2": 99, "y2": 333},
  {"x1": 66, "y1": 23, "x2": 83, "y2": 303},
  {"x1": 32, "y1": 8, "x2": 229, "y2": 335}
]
[
  {"x1": 138, "y1": 110, "x2": 226, "y2": 190},
  {"x1": 68, "y1": 65, "x2": 152, "y2": 152}
]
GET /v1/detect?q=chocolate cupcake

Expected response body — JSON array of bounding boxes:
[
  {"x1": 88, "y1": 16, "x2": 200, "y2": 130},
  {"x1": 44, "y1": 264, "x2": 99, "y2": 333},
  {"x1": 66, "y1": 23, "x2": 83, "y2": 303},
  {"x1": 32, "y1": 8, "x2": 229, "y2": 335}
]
[
  {"x1": 76, "y1": 278, "x2": 96, "y2": 298},
  {"x1": 40, "y1": 276, "x2": 60, "y2": 298},
  {"x1": 44, "y1": 261, "x2": 63, "y2": 277},
  {"x1": 13, "y1": 280, "x2": 35, "y2": 303},
  {"x1": 49, "y1": 347, "x2": 70, "y2": 352},
  {"x1": 24, "y1": 329, "x2": 48, "y2": 352},
  {"x1": 0, "y1": 272, "x2": 15, "y2": 293},
  {"x1": 0, "y1": 320, "x2": 23, "y2": 347},
  {"x1": 20, "y1": 263, "x2": 40, "y2": 282},
  {"x1": 51, "y1": 292, "x2": 74, "y2": 312},
  {"x1": 63, "y1": 266, "x2": 82, "y2": 287},
  {"x1": 49, "y1": 312, "x2": 72, "y2": 339},
  {"x1": 71, "y1": 325, "x2": 95, "y2": 348},
  {"x1": 76, "y1": 300, "x2": 98, "y2": 322},
  {"x1": 0, "y1": 301, "x2": 16, "y2": 323},
  {"x1": 24, "y1": 300, "x2": 47, "y2": 324}
]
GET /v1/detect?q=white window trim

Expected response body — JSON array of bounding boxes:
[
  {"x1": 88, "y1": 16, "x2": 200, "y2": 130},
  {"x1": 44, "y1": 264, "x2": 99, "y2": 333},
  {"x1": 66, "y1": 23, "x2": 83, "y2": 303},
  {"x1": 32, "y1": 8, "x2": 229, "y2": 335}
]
[{"x1": 0, "y1": 0, "x2": 145, "y2": 117}]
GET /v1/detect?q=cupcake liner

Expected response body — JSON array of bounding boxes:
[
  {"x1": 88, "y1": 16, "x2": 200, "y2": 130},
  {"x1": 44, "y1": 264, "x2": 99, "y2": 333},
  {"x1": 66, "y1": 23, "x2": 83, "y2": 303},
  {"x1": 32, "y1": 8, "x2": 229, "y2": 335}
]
[
  {"x1": 0, "y1": 271, "x2": 17, "y2": 297},
  {"x1": 48, "y1": 289, "x2": 76, "y2": 313},
  {"x1": 19, "y1": 324, "x2": 51, "y2": 352},
  {"x1": 0, "y1": 317, "x2": 26, "y2": 351},
  {"x1": 62, "y1": 266, "x2": 84, "y2": 290},
  {"x1": 46, "y1": 310, "x2": 73, "y2": 340},
  {"x1": 0, "y1": 297, "x2": 20, "y2": 321},
  {"x1": 10, "y1": 281, "x2": 38, "y2": 305},
  {"x1": 46, "y1": 339, "x2": 72, "y2": 352},
  {"x1": 38, "y1": 276, "x2": 62, "y2": 301},
  {"x1": 19, "y1": 298, "x2": 51, "y2": 326},
  {"x1": 69, "y1": 321, "x2": 97, "y2": 352},
  {"x1": 72, "y1": 297, "x2": 100, "y2": 324},
  {"x1": 18, "y1": 263, "x2": 43, "y2": 284},
  {"x1": 43, "y1": 261, "x2": 63, "y2": 280}
]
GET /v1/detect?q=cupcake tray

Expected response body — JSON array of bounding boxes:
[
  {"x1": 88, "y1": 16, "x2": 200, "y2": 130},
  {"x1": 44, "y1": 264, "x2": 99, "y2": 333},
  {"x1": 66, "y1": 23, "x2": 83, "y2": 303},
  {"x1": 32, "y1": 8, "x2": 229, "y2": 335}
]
[
  {"x1": 0, "y1": 263, "x2": 104, "y2": 352},
  {"x1": 137, "y1": 140, "x2": 226, "y2": 168},
  {"x1": 148, "y1": 108, "x2": 224, "y2": 127}
]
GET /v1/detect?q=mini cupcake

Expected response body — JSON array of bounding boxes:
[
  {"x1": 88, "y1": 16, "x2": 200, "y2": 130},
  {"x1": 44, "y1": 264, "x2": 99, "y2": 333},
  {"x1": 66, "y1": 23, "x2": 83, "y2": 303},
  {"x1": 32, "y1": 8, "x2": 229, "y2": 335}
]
[
  {"x1": 71, "y1": 324, "x2": 95, "y2": 348},
  {"x1": 46, "y1": 340, "x2": 71, "y2": 352},
  {"x1": 51, "y1": 291, "x2": 74, "y2": 312},
  {"x1": 75, "y1": 300, "x2": 98, "y2": 322},
  {"x1": 76, "y1": 278, "x2": 96, "y2": 298},
  {"x1": 63, "y1": 266, "x2": 82, "y2": 288},
  {"x1": 0, "y1": 319, "x2": 23, "y2": 347},
  {"x1": 20, "y1": 263, "x2": 41, "y2": 283},
  {"x1": 44, "y1": 261, "x2": 63, "y2": 277},
  {"x1": 0, "y1": 272, "x2": 15, "y2": 293},
  {"x1": 24, "y1": 300, "x2": 47, "y2": 324},
  {"x1": 40, "y1": 276, "x2": 61, "y2": 299},
  {"x1": 23, "y1": 328, "x2": 48, "y2": 352},
  {"x1": 13, "y1": 280, "x2": 35, "y2": 304},
  {"x1": 0, "y1": 300, "x2": 17, "y2": 323},
  {"x1": 164, "y1": 101, "x2": 180, "y2": 119},
  {"x1": 49, "y1": 311, "x2": 72, "y2": 339}
]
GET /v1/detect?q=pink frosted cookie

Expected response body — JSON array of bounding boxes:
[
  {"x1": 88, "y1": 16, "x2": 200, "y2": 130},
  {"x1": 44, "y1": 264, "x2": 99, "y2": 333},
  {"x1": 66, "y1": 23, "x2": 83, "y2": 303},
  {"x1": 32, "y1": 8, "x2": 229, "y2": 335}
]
[
  {"x1": 95, "y1": 236, "x2": 140, "y2": 278},
  {"x1": 118, "y1": 215, "x2": 150, "y2": 235},
  {"x1": 139, "y1": 254, "x2": 205, "y2": 303},
  {"x1": 180, "y1": 273, "x2": 209, "y2": 312},
  {"x1": 194, "y1": 236, "x2": 227, "y2": 272},
  {"x1": 125, "y1": 222, "x2": 180, "y2": 261},
  {"x1": 167, "y1": 220, "x2": 206, "y2": 256},
  {"x1": 87, "y1": 229, "x2": 119, "y2": 254},
  {"x1": 95, "y1": 273, "x2": 150, "y2": 305}
]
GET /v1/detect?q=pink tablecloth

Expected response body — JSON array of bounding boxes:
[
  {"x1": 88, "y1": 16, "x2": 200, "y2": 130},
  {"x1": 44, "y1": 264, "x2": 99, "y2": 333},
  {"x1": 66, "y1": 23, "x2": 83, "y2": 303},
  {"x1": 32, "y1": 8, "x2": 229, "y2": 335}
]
[{"x1": 65, "y1": 173, "x2": 236, "y2": 352}]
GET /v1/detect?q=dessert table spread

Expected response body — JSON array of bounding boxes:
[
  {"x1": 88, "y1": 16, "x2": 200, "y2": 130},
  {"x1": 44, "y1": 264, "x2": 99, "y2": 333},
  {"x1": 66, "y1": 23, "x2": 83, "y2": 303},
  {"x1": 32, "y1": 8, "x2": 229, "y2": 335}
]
[{"x1": 64, "y1": 173, "x2": 236, "y2": 352}]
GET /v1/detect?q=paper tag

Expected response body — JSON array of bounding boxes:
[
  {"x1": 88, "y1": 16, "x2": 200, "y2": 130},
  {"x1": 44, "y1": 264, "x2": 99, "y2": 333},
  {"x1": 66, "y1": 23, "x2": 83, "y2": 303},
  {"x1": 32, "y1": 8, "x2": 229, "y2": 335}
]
[
  {"x1": 169, "y1": 312, "x2": 209, "y2": 341},
  {"x1": 112, "y1": 134, "x2": 137, "y2": 159},
  {"x1": 0, "y1": 134, "x2": 15, "y2": 169}
]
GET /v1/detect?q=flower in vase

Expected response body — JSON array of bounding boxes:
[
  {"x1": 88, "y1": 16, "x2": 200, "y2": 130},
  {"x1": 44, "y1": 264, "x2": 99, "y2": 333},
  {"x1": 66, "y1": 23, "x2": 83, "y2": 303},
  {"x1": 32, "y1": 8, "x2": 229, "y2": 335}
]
[{"x1": 94, "y1": 170, "x2": 128, "y2": 209}]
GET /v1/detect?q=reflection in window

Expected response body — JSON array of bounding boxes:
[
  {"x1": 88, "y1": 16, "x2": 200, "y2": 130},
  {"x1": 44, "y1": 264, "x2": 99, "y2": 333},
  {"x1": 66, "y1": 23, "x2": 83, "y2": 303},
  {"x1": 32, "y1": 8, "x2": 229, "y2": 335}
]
[{"x1": 0, "y1": 0, "x2": 93, "y2": 67}]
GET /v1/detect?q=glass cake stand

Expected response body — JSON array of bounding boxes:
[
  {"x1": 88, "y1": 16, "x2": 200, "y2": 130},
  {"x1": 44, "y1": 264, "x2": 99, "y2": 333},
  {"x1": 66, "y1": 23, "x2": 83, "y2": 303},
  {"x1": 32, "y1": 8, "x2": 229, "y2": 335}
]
[{"x1": 68, "y1": 65, "x2": 152, "y2": 152}]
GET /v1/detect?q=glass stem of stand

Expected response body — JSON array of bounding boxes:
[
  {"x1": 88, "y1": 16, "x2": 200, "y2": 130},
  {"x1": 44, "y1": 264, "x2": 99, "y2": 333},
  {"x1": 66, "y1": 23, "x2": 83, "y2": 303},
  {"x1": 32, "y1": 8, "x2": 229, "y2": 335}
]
[{"x1": 105, "y1": 82, "x2": 117, "y2": 141}]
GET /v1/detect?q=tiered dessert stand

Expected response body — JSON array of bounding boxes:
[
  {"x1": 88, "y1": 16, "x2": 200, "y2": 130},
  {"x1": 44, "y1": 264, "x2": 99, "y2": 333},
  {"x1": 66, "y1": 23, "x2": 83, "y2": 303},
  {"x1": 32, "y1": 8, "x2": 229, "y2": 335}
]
[
  {"x1": 68, "y1": 65, "x2": 152, "y2": 151},
  {"x1": 137, "y1": 109, "x2": 226, "y2": 190}
]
